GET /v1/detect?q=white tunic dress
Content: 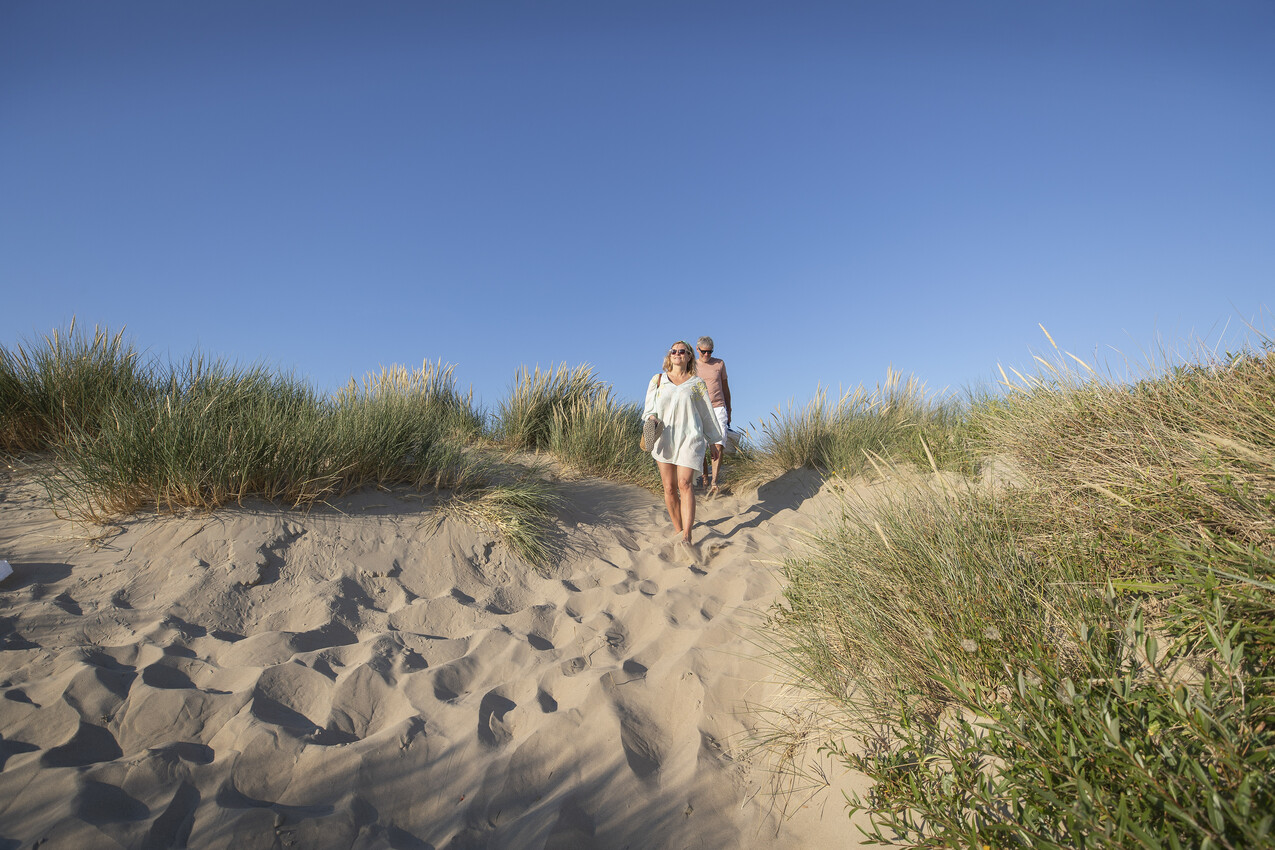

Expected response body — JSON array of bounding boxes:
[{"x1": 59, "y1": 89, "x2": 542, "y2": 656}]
[{"x1": 642, "y1": 373, "x2": 725, "y2": 470}]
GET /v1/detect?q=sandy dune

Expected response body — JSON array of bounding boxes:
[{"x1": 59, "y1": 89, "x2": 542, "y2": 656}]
[{"x1": 0, "y1": 463, "x2": 867, "y2": 849}]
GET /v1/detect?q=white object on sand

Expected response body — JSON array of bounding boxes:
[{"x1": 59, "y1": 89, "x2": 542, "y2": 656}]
[{"x1": 0, "y1": 560, "x2": 11, "y2": 581}]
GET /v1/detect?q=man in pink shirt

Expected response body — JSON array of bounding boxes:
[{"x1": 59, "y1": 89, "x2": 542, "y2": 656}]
[{"x1": 696, "y1": 336, "x2": 731, "y2": 491}]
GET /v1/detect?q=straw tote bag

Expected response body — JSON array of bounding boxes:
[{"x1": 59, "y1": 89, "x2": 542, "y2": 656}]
[{"x1": 640, "y1": 374, "x2": 663, "y2": 451}]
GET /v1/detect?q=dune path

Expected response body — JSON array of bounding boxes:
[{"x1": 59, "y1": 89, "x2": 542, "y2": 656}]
[{"x1": 0, "y1": 464, "x2": 868, "y2": 849}]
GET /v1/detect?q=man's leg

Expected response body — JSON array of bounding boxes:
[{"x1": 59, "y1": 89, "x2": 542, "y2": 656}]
[{"x1": 709, "y1": 405, "x2": 729, "y2": 489}]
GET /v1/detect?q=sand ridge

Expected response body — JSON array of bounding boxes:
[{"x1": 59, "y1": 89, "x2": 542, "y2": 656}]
[{"x1": 0, "y1": 465, "x2": 867, "y2": 849}]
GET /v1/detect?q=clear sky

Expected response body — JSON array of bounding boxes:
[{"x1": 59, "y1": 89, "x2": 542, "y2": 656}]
[{"x1": 3, "y1": 1, "x2": 1272, "y2": 430}]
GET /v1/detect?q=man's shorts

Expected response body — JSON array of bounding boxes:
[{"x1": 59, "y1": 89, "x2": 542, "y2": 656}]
[{"x1": 712, "y1": 406, "x2": 729, "y2": 446}]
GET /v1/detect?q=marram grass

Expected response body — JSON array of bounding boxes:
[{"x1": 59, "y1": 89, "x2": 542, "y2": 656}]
[
  {"x1": 46, "y1": 357, "x2": 492, "y2": 512},
  {"x1": 496, "y1": 363, "x2": 610, "y2": 452},
  {"x1": 732, "y1": 367, "x2": 972, "y2": 492},
  {"x1": 1, "y1": 319, "x2": 152, "y2": 454},
  {"x1": 769, "y1": 341, "x2": 1275, "y2": 847},
  {"x1": 498, "y1": 362, "x2": 662, "y2": 492},
  {"x1": 547, "y1": 393, "x2": 662, "y2": 491},
  {"x1": 3, "y1": 325, "x2": 561, "y2": 567}
]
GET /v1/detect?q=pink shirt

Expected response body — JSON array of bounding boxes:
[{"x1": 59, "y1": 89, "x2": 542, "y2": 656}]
[{"x1": 695, "y1": 357, "x2": 730, "y2": 412}]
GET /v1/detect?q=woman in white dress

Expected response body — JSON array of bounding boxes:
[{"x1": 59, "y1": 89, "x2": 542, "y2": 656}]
[{"x1": 643, "y1": 341, "x2": 725, "y2": 543}]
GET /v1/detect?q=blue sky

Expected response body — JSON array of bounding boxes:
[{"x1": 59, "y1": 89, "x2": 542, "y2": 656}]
[{"x1": 3, "y1": 1, "x2": 1272, "y2": 430}]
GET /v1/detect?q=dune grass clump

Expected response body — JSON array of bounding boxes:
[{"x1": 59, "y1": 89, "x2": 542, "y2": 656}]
[
  {"x1": 547, "y1": 393, "x2": 662, "y2": 491},
  {"x1": 47, "y1": 358, "x2": 491, "y2": 514},
  {"x1": 1, "y1": 321, "x2": 153, "y2": 454},
  {"x1": 496, "y1": 364, "x2": 610, "y2": 452},
  {"x1": 770, "y1": 341, "x2": 1275, "y2": 847},
  {"x1": 774, "y1": 479, "x2": 1106, "y2": 710},
  {"x1": 737, "y1": 368, "x2": 971, "y2": 490},
  {"x1": 330, "y1": 362, "x2": 486, "y2": 489},
  {"x1": 978, "y1": 346, "x2": 1275, "y2": 568},
  {"x1": 442, "y1": 478, "x2": 562, "y2": 570},
  {"x1": 495, "y1": 363, "x2": 661, "y2": 491},
  {"x1": 32, "y1": 348, "x2": 559, "y2": 567},
  {"x1": 47, "y1": 360, "x2": 328, "y2": 515}
]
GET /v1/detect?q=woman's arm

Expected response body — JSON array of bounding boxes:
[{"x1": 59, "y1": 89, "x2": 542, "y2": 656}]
[
  {"x1": 692, "y1": 381, "x2": 725, "y2": 445},
  {"x1": 642, "y1": 373, "x2": 662, "y2": 420}
]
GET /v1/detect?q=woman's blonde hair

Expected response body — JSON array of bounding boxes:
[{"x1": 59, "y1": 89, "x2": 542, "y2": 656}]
[{"x1": 662, "y1": 340, "x2": 698, "y2": 375}]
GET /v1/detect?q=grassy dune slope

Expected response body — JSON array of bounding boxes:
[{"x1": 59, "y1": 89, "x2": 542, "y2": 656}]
[
  {"x1": 4, "y1": 322, "x2": 1272, "y2": 847},
  {"x1": 768, "y1": 344, "x2": 1274, "y2": 848}
]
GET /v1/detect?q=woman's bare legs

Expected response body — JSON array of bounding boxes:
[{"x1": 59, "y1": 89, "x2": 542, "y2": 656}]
[
  {"x1": 657, "y1": 461, "x2": 697, "y2": 542},
  {"x1": 658, "y1": 461, "x2": 682, "y2": 533},
  {"x1": 677, "y1": 465, "x2": 695, "y2": 541}
]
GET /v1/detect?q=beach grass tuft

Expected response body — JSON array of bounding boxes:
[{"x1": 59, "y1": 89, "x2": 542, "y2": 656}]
[
  {"x1": 442, "y1": 477, "x2": 563, "y2": 570},
  {"x1": 732, "y1": 367, "x2": 972, "y2": 491},
  {"x1": 2, "y1": 325, "x2": 561, "y2": 565},
  {"x1": 44, "y1": 358, "x2": 494, "y2": 517},
  {"x1": 547, "y1": 393, "x2": 662, "y2": 491},
  {"x1": 768, "y1": 340, "x2": 1275, "y2": 846},
  {"x1": 498, "y1": 363, "x2": 661, "y2": 491},
  {"x1": 496, "y1": 363, "x2": 610, "y2": 452},
  {"x1": 1, "y1": 319, "x2": 153, "y2": 454}
]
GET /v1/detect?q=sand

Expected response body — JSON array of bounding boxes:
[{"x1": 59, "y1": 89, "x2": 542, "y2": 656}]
[{"x1": 0, "y1": 462, "x2": 870, "y2": 849}]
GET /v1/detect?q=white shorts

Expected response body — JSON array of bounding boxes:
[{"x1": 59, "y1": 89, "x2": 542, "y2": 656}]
[{"x1": 712, "y1": 406, "x2": 729, "y2": 446}]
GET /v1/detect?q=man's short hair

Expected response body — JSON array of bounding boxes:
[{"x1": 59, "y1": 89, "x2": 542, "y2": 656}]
[{"x1": 696, "y1": 336, "x2": 715, "y2": 352}]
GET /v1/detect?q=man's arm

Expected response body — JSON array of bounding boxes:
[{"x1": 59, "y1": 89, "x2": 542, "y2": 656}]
[{"x1": 721, "y1": 365, "x2": 731, "y2": 425}]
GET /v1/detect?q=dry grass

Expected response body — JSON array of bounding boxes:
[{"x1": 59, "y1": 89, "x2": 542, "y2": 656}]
[
  {"x1": 731, "y1": 368, "x2": 971, "y2": 493},
  {"x1": 766, "y1": 336, "x2": 1275, "y2": 846}
]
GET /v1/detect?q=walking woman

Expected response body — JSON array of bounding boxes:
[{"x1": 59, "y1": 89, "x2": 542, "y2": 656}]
[{"x1": 643, "y1": 341, "x2": 724, "y2": 544}]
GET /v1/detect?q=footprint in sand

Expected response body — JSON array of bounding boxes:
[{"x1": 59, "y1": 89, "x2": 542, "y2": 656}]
[
  {"x1": 544, "y1": 799, "x2": 597, "y2": 849},
  {"x1": 563, "y1": 586, "x2": 605, "y2": 623},
  {"x1": 560, "y1": 656, "x2": 588, "y2": 677},
  {"x1": 432, "y1": 654, "x2": 483, "y2": 702},
  {"x1": 603, "y1": 621, "x2": 628, "y2": 655},
  {"x1": 536, "y1": 689, "x2": 558, "y2": 713},
  {"x1": 42, "y1": 721, "x2": 123, "y2": 767},
  {"x1": 477, "y1": 688, "x2": 517, "y2": 748},
  {"x1": 662, "y1": 588, "x2": 722, "y2": 628},
  {"x1": 603, "y1": 667, "x2": 704, "y2": 784}
]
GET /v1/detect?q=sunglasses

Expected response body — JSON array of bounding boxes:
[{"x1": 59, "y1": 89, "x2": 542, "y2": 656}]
[
  {"x1": 670, "y1": 349, "x2": 691, "y2": 355},
  {"x1": 698, "y1": 349, "x2": 712, "y2": 354}
]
